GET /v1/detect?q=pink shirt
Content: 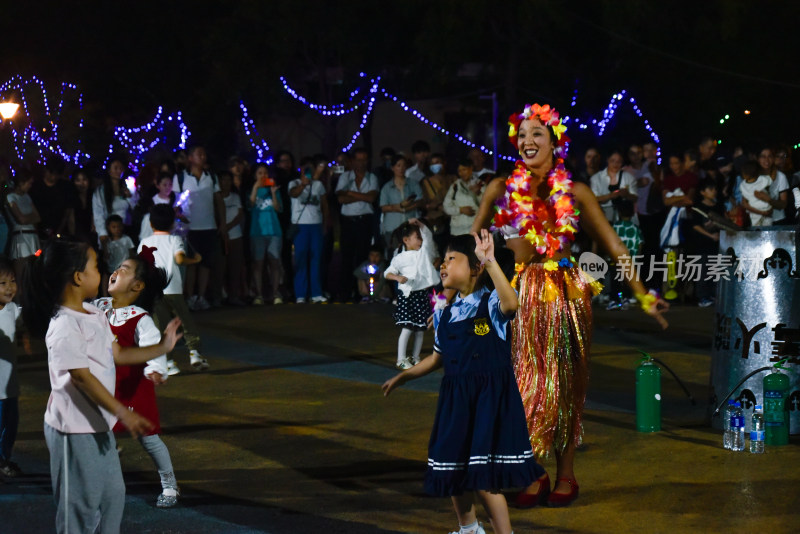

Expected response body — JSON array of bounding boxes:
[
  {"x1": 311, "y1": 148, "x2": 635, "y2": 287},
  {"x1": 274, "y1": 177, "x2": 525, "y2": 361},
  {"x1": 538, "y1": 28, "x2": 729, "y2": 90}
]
[{"x1": 44, "y1": 303, "x2": 118, "y2": 433}]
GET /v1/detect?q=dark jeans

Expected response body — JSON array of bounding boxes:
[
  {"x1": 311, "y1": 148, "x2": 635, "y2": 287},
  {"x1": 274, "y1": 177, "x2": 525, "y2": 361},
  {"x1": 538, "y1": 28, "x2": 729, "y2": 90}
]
[
  {"x1": 0, "y1": 397, "x2": 19, "y2": 461},
  {"x1": 339, "y1": 214, "x2": 374, "y2": 300},
  {"x1": 638, "y1": 212, "x2": 667, "y2": 291}
]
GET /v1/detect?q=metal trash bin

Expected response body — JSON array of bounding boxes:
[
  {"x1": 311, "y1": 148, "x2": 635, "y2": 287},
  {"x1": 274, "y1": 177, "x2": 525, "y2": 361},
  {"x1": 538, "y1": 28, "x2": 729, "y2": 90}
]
[{"x1": 710, "y1": 227, "x2": 800, "y2": 433}]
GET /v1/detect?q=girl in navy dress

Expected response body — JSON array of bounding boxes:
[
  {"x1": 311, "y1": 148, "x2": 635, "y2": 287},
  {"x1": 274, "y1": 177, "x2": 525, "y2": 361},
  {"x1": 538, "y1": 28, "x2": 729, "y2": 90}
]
[{"x1": 383, "y1": 230, "x2": 545, "y2": 534}]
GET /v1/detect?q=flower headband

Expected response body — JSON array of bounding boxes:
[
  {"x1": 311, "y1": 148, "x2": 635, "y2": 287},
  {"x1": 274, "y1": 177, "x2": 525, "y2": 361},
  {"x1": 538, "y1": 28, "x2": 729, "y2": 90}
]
[{"x1": 508, "y1": 103, "x2": 570, "y2": 157}]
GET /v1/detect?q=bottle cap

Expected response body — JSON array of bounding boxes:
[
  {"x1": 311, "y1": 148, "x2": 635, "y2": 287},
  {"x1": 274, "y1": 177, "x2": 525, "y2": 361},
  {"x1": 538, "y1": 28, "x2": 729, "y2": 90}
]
[{"x1": 754, "y1": 405, "x2": 762, "y2": 411}]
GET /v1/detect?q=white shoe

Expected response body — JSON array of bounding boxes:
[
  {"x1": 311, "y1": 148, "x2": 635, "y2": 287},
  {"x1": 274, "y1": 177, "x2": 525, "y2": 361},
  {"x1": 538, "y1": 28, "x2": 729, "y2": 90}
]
[
  {"x1": 195, "y1": 296, "x2": 211, "y2": 311},
  {"x1": 166, "y1": 360, "x2": 180, "y2": 376},
  {"x1": 311, "y1": 296, "x2": 328, "y2": 303},
  {"x1": 273, "y1": 297, "x2": 283, "y2": 305},
  {"x1": 448, "y1": 523, "x2": 485, "y2": 534},
  {"x1": 189, "y1": 350, "x2": 210, "y2": 371},
  {"x1": 156, "y1": 486, "x2": 180, "y2": 508},
  {"x1": 296, "y1": 298, "x2": 306, "y2": 304},
  {"x1": 396, "y1": 358, "x2": 413, "y2": 370}
]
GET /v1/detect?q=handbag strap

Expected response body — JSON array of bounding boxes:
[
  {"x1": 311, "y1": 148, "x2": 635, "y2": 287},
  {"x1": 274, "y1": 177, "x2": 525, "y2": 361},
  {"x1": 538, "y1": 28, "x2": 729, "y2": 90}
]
[{"x1": 291, "y1": 183, "x2": 313, "y2": 224}]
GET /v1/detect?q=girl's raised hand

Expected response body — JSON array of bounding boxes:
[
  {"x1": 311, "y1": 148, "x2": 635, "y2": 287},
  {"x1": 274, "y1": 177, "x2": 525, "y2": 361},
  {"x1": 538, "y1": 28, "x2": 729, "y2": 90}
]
[
  {"x1": 160, "y1": 318, "x2": 183, "y2": 353},
  {"x1": 471, "y1": 229, "x2": 494, "y2": 263}
]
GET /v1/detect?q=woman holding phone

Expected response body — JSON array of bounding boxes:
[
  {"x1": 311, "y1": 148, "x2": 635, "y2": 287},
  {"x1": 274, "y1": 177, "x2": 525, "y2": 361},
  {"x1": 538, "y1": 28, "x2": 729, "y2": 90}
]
[{"x1": 379, "y1": 155, "x2": 425, "y2": 252}]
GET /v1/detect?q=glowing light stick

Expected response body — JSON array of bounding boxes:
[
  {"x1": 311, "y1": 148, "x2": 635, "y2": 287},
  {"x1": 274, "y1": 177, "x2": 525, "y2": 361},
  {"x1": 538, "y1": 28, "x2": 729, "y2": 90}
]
[
  {"x1": 367, "y1": 264, "x2": 379, "y2": 297},
  {"x1": 175, "y1": 189, "x2": 191, "y2": 209},
  {"x1": 430, "y1": 290, "x2": 448, "y2": 311},
  {"x1": 125, "y1": 176, "x2": 137, "y2": 194}
]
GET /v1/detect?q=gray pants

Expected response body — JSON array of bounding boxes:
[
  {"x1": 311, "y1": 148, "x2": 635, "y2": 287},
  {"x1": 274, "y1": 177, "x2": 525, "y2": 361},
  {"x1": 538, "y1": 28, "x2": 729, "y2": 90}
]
[
  {"x1": 44, "y1": 423, "x2": 125, "y2": 534},
  {"x1": 153, "y1": 294, "x2": 201, "y2": 353}
]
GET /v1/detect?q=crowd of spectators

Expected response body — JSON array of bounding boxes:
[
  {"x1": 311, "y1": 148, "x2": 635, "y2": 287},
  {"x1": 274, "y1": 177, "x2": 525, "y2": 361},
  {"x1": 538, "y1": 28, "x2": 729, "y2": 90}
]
[{"x1": 0, "y1": 135, "x2": 797, "y2": 310}]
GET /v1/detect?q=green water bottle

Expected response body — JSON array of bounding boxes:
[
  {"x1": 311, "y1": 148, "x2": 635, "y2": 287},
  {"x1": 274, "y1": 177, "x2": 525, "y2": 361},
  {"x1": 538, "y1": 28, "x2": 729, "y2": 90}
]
[
  {"x1": 636, "y1": 352, "x2": 661, "y2": 432},
  {"x1": 763, "y1": 365, "x2": 790, "y2": 446}
]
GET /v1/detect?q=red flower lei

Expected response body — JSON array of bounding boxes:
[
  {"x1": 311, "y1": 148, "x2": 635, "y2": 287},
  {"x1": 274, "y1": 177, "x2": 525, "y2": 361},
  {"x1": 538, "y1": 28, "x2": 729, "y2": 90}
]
[{"x1": 491, "y1": 159, "x2": 580, "y2": 258}]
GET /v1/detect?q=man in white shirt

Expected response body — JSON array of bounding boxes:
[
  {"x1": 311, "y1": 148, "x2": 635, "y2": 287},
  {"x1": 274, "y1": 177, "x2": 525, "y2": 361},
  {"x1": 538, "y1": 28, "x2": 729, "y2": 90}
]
[
  {"x1": 405, "y1": 140, "x2": 431, "y2": 184},
  {"x1": 172, "y1": 145, "x2": 226, "y2": 310},
  {"x1": 335, "y1": 148, "x2": 379, "y2": 301}
]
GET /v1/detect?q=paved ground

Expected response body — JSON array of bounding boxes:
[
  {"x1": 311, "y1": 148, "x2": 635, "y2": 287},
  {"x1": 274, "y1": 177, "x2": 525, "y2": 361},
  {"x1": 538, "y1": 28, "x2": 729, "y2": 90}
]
[{"x1": 2, "y1": 300, "x2": 798, "y2": 533}]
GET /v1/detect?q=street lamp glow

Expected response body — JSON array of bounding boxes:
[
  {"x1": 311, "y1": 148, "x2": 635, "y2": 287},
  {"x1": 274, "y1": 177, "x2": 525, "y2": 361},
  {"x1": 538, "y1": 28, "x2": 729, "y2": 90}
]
[{"x1": 0, "y1": 102, "x2": 19, "y2": 120}]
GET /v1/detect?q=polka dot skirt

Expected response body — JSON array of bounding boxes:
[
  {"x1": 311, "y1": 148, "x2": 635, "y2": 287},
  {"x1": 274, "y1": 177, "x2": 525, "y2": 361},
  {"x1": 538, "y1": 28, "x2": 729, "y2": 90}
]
[{"x1": 393, "y1": 289, "x2": 432, "y2": 329}]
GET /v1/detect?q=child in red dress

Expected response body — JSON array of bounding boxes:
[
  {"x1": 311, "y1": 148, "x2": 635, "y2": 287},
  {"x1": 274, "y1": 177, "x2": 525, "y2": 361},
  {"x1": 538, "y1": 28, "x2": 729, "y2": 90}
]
[{"x1": 94, "y1": 247, "x2": 180, "y2": 508}]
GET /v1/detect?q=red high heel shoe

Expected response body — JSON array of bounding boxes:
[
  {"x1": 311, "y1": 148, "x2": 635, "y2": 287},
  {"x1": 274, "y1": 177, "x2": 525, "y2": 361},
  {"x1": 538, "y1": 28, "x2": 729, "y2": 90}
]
[
  {"x1": 514, "y1": 473, "x2": 550, "y2": 508},
  {"x1": 546, "y1": 477, "x2": 579, "y2": 507}
]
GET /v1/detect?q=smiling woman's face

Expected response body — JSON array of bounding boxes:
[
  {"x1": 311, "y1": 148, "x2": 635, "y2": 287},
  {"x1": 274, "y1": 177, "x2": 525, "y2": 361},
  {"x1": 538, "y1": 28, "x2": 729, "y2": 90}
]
[{"x1": 517, "y1": 118, "x2": 555, "y2": 169}]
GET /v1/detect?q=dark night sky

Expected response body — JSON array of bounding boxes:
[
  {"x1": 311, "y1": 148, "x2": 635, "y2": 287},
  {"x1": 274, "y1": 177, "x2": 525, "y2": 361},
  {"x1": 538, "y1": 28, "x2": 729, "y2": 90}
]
[{"x1": 1, "y1": 0, "x2": 797, "y2": 166}]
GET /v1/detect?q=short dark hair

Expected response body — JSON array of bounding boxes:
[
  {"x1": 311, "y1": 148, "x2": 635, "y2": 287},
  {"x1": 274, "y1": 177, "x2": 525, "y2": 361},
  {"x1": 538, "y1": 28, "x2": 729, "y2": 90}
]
[
  {"x1": 105, "y1": 214, "x2": 123, "y2": 232},
  {"x1": 741, "y1": 161, "x2": 759, "y2": 179},
  {"x1": 150, "y1": 204, "x2": 175, "y2": 232},
  {"x1": 156, "y1": 172, "x2": 173, "y2": 185},
  {"x1": 390, "y1": 154, "x2": 406, "y2": 167},
  {"x1": 698, "y1": 177, "x2": 717, "y2": 192},
  {"x1": 0, "y1": 255, "x2": 13, "y2": 277},
  {"x1": 458, "y1": 158, "x2": 474, "y2": 169},
  {"x1": 684, "y1": 148, "x2": 699, "y2": 163},
  {"x1": 411, "y1": 140, "x2": 430, "y2": 154},
  {"x1": 186, "y1": 143, "x2": 205, "y2": 155}
]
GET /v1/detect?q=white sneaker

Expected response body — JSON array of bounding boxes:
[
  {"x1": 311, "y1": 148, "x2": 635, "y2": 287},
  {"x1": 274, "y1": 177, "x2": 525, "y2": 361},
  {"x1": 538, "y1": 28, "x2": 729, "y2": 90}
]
[
  {"x1": 166, "y1": 360, "x2": 180, "y2": 376},
  {"x1": 189, "y1": 350, "x2": 210, "y2": 371},
  {"x1": 273, "y1": 297, "x2": 283, "y2": 305},
  {"x1": 396, "y1": 358, "x2": 413, "y2": 370},
  {"x1": 311, "y1": 296, "x2": 328, "y2": 303},
  {"x1": 448, "y1": 523, "x2": 485, "y2": 534},
  {"x1": 156, "y1": 486, "x2": 180, "y2": 508},
  {"x1": 296, "y1": 298, "x2": 306, "y2": 304}
]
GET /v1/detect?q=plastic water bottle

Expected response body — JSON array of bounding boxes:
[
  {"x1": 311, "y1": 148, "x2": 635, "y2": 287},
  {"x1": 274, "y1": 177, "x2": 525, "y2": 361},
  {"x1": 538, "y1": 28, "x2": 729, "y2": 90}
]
[
  {"x1": 731, "y1": 401, "x2": 745, "y2": 451},
  {"x1": 750, "y1": 405, "x2": 765, "y2": 454},
  {"x1": 723, "y1": 399, "x2": 735, "y2": 450}
]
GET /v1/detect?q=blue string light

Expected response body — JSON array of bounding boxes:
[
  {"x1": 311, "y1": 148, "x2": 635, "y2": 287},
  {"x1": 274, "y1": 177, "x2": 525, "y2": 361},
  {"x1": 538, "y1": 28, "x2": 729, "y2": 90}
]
[
  {"x1": 105, "y1": 107, "x2": 191, "y2": 173},
  {"x1": 239, "y1": 101, "x2": 272, "y2": 164},
  {"x1": 379, "y1": 88, "x2": 516, "y2": 161},
  {"x1": 279, "y1": 76, "x2": 372, "y2": 116},
  {"x1": 278, "y1": 74, "x2": 515, "y2": 160},
  {"x1": 339, "y1": 79, "x2": 381, "y2": 153},
  {"x1": 0, "y1": 76, "x2": 90, "y2": 166}
]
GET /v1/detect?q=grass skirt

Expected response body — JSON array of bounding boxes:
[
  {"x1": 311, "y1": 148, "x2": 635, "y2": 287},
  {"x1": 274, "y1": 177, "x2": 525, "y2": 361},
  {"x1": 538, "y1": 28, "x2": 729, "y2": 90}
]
[{"x1": 512, "y1": 263, "x2": 600, "y2": 457}]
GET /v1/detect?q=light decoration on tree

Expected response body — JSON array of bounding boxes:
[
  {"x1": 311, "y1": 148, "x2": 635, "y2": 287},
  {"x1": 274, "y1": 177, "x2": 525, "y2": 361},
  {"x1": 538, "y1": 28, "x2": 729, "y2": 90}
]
[
  {"x1": 0, "y1": 76, "x2": 89, "y2": 167},
  {"x1": 104, "y1": 107, "x2": 191, "y2": 174},
  {"x1": 239, "y1": 101, "x2": 272, "y2": 164},
  {"x1": 564, "y1": 90, "x2": 662, "y2": 163}
]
